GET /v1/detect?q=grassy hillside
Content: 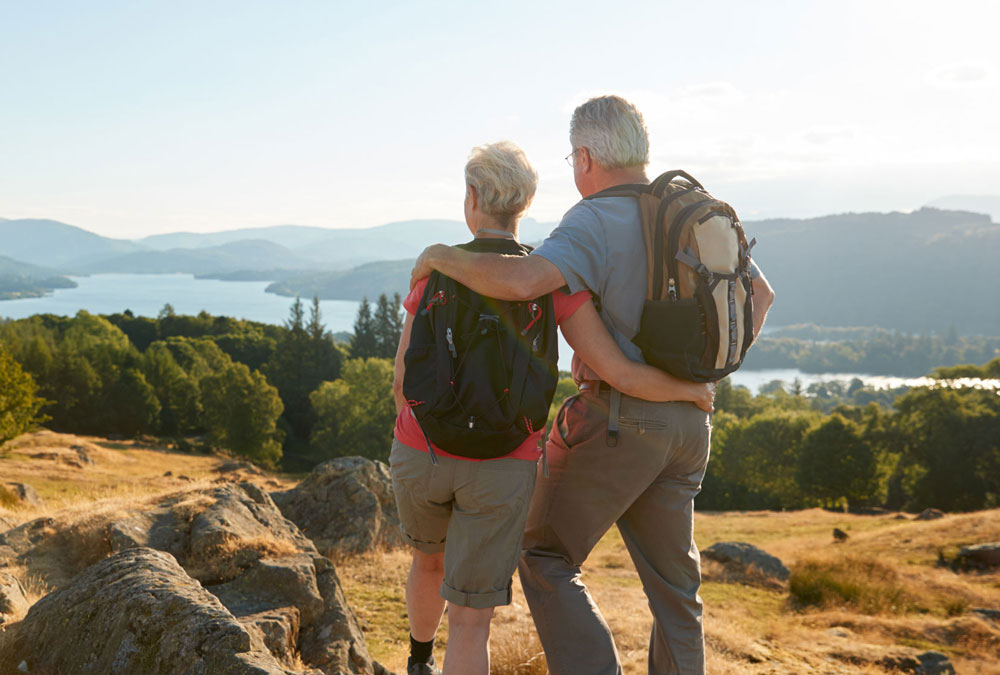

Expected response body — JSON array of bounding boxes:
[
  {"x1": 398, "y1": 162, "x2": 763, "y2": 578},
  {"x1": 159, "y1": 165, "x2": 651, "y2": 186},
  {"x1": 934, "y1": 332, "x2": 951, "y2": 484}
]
[{"x1": 3, "y1": 429, "x2": 997, "y2": 673}]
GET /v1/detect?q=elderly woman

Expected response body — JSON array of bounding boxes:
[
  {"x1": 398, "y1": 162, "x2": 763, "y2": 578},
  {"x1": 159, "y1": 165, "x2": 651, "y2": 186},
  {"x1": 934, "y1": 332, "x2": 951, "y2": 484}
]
[{"x1": 390, "y1": 141, "x2": 712, "y2": 675}]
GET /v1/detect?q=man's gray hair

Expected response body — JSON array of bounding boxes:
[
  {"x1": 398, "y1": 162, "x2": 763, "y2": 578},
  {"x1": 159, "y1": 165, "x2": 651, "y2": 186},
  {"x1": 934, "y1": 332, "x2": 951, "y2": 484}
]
[
  {"x1": 570, "y1": 95, "x2": 650, "y2": 169},
  {"x1": 465, "y1": 141, "x2": 538, "y2": 224}
]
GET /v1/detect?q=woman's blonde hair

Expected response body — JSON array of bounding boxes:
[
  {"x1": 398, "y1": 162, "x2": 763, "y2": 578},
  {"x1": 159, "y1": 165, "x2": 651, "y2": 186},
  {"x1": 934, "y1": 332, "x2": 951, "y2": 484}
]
[{"x1": 465, "y1": 141, "x2": 538, "y2": 225}]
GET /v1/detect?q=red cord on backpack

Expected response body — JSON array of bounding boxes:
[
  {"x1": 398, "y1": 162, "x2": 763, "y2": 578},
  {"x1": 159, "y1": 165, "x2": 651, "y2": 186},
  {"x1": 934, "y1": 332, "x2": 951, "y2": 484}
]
[
  {"x1": 424, "y1": 290, "x2": 447, "y2": 312},
  {"x1": 521, "y1": 302, "x2": 541, "y2": 335}
]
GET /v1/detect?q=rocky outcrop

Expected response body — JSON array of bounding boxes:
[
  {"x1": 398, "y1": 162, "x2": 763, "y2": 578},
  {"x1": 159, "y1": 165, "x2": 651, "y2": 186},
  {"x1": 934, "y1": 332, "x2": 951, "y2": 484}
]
[
  {"x1": 271, "y1": 457, "x2": 403, "y2": 556},
  {"x1": 915, "y1": 508, "x2": 945, "y2": 521},
  {"x1": 2, "y1": 483, "x2": 384, "y2": 674},
  {"x1": 0, "y1": 547, "x2": 306, "y2": 674},
  {"x1": 880, "y1": 650, "x2": 955, "y2": 674},
  {"x1": 1, "y1": 483, "x2": 43, "y2": 508},
  {"x1": 702, "y1": 541, "x2": 790, "y2": 584},
  {"x1": 957, "y1": 542, "x2": 1000, "y2": 568},
  {"x1": 0, "y1": 571, "x2": 28, "y2": 626},
  {"x1": 0, "y1": 517, "x2": 56, "y2": 564},
  {"x1": 0, "y1": 514, "x2": 15, "y2": 532}
]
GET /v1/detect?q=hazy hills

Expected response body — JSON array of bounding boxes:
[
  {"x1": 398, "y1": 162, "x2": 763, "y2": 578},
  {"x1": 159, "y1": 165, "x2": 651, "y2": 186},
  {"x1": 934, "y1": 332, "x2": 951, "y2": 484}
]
[
  {"x1": 0, "y1": 219, "x2": 141, "y2": 268},
  {"x1": 1, "y1": 207, "x2": 998, "y2": 334},
  {"x1": 748, "y1": 208, "x2": 999, "y2": 334},
  {"x1": 0, "y1": 254, "x2": 77, "y2": 299},
  {"x1": 927, "y1": 194, "x2": 1000, "y2": 222},
  {"x1": 0, "y1": 217, "x2": 554, "y2": 276}
]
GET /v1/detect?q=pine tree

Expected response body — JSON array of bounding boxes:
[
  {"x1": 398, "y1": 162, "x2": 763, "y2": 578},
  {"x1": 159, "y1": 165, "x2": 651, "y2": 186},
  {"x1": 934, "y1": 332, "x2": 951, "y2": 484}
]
[
  {"x1": 351, "y1": 297, "x2": 378, "y2": 359},
  {"x1": 285, "y1": 296, "x2": 305, "y2": 334},
  {"x1": 373, "y1": 292, "x2": 404, "y2": 358},
  {"x1": 308, "y1": 295, "x2": 324, "y2": 341}
]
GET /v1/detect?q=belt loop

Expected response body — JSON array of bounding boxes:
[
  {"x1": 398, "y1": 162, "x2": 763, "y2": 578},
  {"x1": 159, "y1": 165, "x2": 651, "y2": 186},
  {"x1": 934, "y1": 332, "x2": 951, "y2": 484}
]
[{"x1": 607, "y1": 388, "x2": 621, "y2": 447}]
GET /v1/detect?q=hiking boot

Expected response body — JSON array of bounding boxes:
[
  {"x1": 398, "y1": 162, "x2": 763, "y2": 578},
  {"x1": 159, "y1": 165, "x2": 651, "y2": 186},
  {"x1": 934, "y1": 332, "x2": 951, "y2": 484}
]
[{"x1": 407, "y1": 655, "x2": 442, "y2": 675}]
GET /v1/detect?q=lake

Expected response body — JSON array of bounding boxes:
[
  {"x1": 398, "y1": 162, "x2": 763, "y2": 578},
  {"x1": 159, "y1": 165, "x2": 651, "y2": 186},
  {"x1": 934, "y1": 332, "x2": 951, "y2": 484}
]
[
  {"x1": 0, "y1": 273, "x2": 362, "y2": 334},
  {"x1": 3, "y1": 274, "x2": 993, "y2": 393}
]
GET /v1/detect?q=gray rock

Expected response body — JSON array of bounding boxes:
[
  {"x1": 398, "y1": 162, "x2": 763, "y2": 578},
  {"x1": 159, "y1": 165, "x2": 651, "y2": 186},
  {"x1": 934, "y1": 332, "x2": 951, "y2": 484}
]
[
  {"x1": 0, "y1": 517, "x2": 56, "y2": 565},
  {"x1": 0, "y1": 571, "x2": 28, "y2": 626},
  {"x1": 957, "y1": 542, "x2": 1000, "y2": 568},
  {"x1": 218, "y1": 460, "x2": 264, "y2": 475},
  {"x1": 701, "y1": 541, "x2": 790, "y2": 582},
  {"x1": 915, "y1": 651, "x2": 955, "y2": 674},
  {"x1": 877, "y1": 649, "x2": 955, "y2": 674},
  {"x1": 915, "y1": 508, "x2": 945, "y2": 520},
  {"x1": 7, "y1": 483, "x2": 378, "y2": 674},
  {"x1": 1, "y1": 483, "x2": 43, "y2": 508},
  {"x1": 833, "y1": 527, "x2": 849, "y2": 542},
  {"x1": 70, "y1": 444, "x2": 95, "y2": 465},
  {"x1": 272, "y1": 457, "x2": 404, "y2": 556},
  {"x1": 971, "y1": 607, "x2": 1000, "y2": 621},
  {"x1": 0, "y1": 547, "x2": 298, "y2": 674}
]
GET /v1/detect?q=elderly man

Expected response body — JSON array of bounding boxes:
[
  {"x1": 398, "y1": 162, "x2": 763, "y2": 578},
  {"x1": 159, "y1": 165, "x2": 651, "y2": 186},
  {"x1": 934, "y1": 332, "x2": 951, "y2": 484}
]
[{"x1": 411, "y1": 95, "x2": 774, "y2": 674}]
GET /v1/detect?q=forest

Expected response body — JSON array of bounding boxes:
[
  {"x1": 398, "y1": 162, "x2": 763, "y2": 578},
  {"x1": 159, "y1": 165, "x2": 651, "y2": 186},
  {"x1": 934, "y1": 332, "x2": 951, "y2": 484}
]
[{"x1": 2, "y1": 301, "x2": 998, "y2": 512}]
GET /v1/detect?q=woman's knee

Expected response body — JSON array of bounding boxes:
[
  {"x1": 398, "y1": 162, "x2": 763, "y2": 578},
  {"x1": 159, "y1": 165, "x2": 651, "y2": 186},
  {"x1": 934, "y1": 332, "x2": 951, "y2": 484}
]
[{"x1": 412, "y1": 548, "x2": 445, "y2": 573}]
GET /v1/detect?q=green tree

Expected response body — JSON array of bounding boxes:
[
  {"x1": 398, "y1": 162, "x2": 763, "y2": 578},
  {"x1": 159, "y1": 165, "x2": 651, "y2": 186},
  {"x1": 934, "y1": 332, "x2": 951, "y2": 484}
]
[
  {"x1": 142, "y1": 342, "x2": 202, "y2": 435},
  {"x1": 106, "y1": 368, "x2": 161, "y2": 436},
  {"x1": 0, "y1": 346, "x2": 47, "y2": 443},
  {"x1": 893, "y1": 386, "x2": 1000, "y2": 511},
  {"x1": 797, "y1": 414, "x2": 878, "y2": 508},
  {"x1": 285, "y1": 296, "x2": 305, "y2": 334},
  {"x1": 350, "y1": 297, "x2": 378, "y2": 359},
  {"x1": 373, "y1": 292, "x2": 404, "y2": 358},
  {"x1": 308, "y1": 295, "x2": 325, "y2": 341},
  {"x1": 704, "y1": 409, "x2": 818, "y2": 510},
  {"x1": 264, "y1": 297, "x2": 342, "y2": 456},
  {"x1": 310, "y1": 357, "x2": 395, "y2": 462},
  {"x1": 202, "y1": 362, "x2": 284, "y2": 467}
]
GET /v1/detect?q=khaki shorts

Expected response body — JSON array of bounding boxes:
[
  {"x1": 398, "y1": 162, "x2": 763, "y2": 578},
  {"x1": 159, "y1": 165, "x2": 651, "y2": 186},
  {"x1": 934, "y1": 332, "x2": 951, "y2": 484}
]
[{"x1": 389, "y1": 438, "x2": 538, "y2": 609}]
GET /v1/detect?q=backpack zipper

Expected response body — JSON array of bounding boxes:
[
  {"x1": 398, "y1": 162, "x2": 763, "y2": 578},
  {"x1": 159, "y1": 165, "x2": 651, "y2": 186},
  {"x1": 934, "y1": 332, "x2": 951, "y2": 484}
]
[{"x1": 446, "y1": 327, "x2": 457, "y2": 358}]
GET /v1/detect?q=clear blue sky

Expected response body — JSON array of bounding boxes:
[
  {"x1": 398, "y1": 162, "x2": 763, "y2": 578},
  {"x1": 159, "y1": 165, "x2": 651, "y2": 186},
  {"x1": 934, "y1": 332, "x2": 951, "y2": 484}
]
[{"x1": 1, "y1": 0, "x2": 997, "y2": 238}]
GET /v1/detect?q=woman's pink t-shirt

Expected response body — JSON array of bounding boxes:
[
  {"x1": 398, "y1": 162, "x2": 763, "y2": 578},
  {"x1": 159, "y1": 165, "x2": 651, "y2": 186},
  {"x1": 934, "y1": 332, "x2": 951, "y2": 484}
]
[{"x1": 394, "y1": 277, "x2": 589, "y2": 462}]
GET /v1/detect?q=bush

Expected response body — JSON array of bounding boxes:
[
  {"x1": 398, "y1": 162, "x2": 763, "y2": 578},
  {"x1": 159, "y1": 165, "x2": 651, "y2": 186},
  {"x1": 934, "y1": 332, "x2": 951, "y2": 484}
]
[{"x1": 789, "y1": 557, "x2": 911, "y2": 614}]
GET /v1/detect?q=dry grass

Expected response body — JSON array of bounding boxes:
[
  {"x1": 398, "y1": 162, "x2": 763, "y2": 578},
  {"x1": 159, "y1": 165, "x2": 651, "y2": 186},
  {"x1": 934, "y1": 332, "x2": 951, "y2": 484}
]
[
  {"x1": 5, "y1": 430, "x2": 1000, "y2": 674},
  {"x1": 790, "y1": 557, "x2": 913, "y2": 614},
  {"x1": 336, "y1": 508, "x2": 1000, "y2": 674},
  {"x1": 0, "y1": 430, "x2": 299, "y2": 520},
  {"x1": 214, "y1": 534, "x2": 301, "y2": 560}
]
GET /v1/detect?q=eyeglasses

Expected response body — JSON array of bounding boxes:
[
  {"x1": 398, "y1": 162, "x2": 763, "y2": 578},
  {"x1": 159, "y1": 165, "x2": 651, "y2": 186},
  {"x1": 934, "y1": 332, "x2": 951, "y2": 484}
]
[{"x1": 564, "y1": 148, "x2": 580, "y2": 167}]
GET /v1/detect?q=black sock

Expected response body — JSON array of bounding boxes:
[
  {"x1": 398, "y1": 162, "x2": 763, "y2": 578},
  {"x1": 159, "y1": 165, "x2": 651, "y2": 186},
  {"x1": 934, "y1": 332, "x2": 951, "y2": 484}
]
[{"x1": 409, "y1": 634, "x2": 434, "y2": 664}]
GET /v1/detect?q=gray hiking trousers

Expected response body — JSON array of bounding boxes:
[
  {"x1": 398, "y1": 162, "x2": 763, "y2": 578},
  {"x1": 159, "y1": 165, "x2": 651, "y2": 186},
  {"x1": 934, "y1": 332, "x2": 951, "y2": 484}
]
[{"x1": 519, "y1": 386, "x2": 711, "y2": 675}]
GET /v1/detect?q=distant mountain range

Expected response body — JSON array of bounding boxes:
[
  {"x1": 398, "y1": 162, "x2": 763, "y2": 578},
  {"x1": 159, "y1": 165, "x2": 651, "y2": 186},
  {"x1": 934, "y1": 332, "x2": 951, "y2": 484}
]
[
  {"x1": 926, "y1": 195, "x2": 1000, "y2": 222},
  {"x1": 0, "y1": 217, "x2": 555, "y2": 276},
  {"x1": 1, "y1": 205, "x2": 998, "y2": 334}
]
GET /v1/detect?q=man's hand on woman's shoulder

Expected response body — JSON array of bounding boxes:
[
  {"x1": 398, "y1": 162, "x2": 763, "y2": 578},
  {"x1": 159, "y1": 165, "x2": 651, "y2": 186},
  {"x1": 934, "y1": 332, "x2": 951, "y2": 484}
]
[{"x1": 410, "y1": 244, "x2": 451, "y2": 290}]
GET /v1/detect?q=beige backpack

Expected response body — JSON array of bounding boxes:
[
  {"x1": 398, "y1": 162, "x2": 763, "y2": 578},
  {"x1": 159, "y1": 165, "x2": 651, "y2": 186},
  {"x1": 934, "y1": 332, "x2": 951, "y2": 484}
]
[{"x1": 586, "y1": 170, "x2": 756, "y2": 382}]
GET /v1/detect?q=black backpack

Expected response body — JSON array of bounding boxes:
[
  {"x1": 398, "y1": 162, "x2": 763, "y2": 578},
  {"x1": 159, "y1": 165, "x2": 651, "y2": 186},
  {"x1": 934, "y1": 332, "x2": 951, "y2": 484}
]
[{"x1": 402, "y1": 238, "x2": 559, "y2": 460}]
